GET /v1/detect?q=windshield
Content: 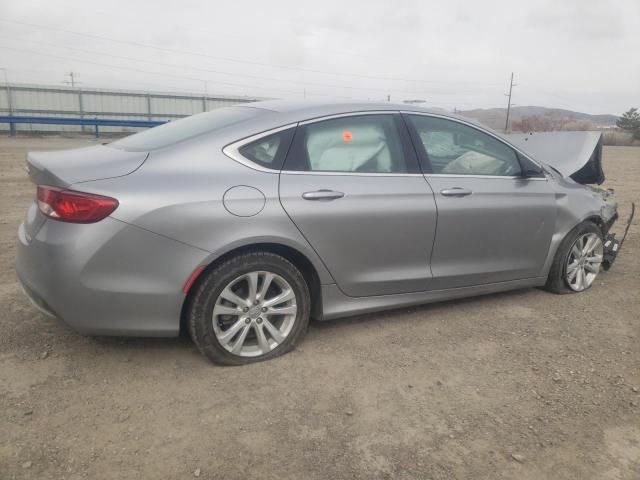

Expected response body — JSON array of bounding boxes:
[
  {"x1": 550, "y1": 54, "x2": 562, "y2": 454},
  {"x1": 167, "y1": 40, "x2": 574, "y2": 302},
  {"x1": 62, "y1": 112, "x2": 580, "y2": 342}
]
[{"x1": 108, "y1": 106, "x2": 265, "y2": 151}]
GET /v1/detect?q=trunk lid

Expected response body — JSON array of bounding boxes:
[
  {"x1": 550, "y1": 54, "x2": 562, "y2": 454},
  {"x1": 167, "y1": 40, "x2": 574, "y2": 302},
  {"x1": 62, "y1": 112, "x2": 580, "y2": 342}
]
[
  {"x1": 26, "y1": 144, "x2": 148, "y2": 188},
  {"x1": 505, "y1": 131, "x2": 604, "y2": 184}
]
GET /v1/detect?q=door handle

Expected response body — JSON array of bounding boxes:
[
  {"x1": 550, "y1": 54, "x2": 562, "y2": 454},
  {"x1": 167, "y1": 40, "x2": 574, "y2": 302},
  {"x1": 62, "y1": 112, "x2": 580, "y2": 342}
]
[
  {"x1": 440, "y1": 187, "x2": 473, "y2": 197},
  {"x1": 302, "y1": 190, "x2": 345, "y2": 201}
]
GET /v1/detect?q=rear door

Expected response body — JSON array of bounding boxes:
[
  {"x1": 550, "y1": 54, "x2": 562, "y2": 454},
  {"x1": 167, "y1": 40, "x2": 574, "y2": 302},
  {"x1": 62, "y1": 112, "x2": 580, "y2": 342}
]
[
  {"x1": 279, "y1": 113, "x2": 438, "y2": 297},
  {"x1": 404, "y1": 113, "x2": 557, "y2": 289}
]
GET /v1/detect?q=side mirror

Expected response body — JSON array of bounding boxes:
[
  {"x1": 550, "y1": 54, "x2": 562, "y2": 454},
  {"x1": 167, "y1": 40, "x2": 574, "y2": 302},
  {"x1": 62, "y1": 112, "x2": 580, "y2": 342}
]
[
  {"x1": 517, "y1": 154, "x2": 544, "y2": 178},
  {"x1": 522, "y1": 166, "x2": 543, "y2": 177}
]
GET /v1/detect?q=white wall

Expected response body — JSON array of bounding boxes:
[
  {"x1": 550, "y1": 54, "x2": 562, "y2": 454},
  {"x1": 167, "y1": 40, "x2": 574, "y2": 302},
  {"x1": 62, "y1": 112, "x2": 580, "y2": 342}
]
[{"x1": 0, "y1": 84, "x2": 261, "y2": 133}]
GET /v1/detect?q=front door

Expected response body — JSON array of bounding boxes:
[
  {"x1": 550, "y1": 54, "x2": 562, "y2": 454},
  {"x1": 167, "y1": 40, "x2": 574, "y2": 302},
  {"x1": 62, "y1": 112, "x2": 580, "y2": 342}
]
[
  {"x1": 279, "y1": 113, "x2": 438, "y2": 297},
  {"x1": 404, "y1": 113, "x2": 557, "y2": 289}
]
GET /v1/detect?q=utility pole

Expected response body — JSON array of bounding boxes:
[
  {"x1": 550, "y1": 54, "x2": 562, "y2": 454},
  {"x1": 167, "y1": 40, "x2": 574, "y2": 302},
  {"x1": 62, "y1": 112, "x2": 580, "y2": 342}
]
[
  {"x1": 1, "y1": 67, "x2": 15, "y2": 136},
  {"x1": 64, "y1": 71, "x2": 81, "y2": 88},
  {"x1": 504, "y1": 72, "x2": 517, "y2": 132},
  {"x1": 202, "y1": 80, "x2": 208, "y2": 113},
  {"x1": 64, "y1": 72, "x2": 85, "y2": 132}
]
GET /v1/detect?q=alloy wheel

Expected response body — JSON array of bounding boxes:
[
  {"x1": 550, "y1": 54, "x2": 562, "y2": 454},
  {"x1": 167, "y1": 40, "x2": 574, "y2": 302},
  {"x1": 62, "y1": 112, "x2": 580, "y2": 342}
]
[
  {"x1": 212, "y1": 271, "x2": 298, "y2": 357},
  {"x1": 565, "y1": 233, "x2": 603, "y2": 292}
]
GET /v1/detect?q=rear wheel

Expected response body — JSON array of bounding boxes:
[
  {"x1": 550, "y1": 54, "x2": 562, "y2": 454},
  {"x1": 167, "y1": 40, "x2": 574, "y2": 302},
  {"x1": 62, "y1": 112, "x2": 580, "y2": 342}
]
[
  {"x1": 187, "y1": 252, "x2": 310, "y2": 365},
  {"x1": 544, "y1": 222, "x2": 604, "y2": 294}
]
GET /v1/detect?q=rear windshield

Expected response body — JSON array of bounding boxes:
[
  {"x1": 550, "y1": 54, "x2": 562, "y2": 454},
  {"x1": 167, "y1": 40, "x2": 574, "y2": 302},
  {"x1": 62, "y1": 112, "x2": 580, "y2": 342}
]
[{"x1": 108, "y1": 106, "x2": 265, "y2": 151}]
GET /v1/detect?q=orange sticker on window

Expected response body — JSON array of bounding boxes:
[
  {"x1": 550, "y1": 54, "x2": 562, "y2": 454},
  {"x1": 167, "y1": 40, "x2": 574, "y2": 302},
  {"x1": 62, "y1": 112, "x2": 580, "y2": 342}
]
[{"x1": 342, "y1": 131, "x2": 353, "y2": 142}]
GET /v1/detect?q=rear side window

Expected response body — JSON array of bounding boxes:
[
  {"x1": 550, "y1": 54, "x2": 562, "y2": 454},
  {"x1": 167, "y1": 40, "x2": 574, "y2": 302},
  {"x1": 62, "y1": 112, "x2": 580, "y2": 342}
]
[
  {"x1": 408, "y1": 115, "x2": 522, "y2": 176},
  {"x1": 109, "y1": 106, "x2": 265, "y2": 152},
  {"x1": 238, "y1": 128, "x2": 295, "y2": 170},
  {"x1": 286, "y1": 115, "x2": 410, "y2": 173}
]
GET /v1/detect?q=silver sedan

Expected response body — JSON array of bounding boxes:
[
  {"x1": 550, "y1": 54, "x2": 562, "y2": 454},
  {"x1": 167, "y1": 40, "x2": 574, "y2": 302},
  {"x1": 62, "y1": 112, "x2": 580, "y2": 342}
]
[{"x1": 16, "y1": 100, "x2": 622, "y2": 364}]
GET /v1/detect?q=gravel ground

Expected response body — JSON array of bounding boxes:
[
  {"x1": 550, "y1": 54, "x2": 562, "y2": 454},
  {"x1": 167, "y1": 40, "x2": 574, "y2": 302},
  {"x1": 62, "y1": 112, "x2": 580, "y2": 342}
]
[{"x1": 1, "y1": 136, "x2": 639, "y2": 480}]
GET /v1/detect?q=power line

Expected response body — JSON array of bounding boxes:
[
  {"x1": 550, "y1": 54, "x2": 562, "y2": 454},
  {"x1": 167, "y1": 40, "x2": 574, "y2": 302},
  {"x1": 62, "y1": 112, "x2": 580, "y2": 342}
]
[
  {"x1": 1, "y1": 63, "x2": 487, "y2": 108},
  {"x1": 0, "y1": 44, "x2": 356, "y2": 99},
  {"x1": 0, "y1": 43, "x2": 496, "y2": 106},
  {"x1": 0, "y1": 17, "x2": 503, "y2": 87},
  {"x1": 56, "y1": 4, "x2": 431, "y2": 68},
  {"x1": 0, "y1": 65, "x2": 232, "y2": 94},
  {"x1": 517, "y1": 84, "x2": 610, "y2": 113},
  {"x1": 0, "y1": 35, "x2": 488, "y2": 98}
]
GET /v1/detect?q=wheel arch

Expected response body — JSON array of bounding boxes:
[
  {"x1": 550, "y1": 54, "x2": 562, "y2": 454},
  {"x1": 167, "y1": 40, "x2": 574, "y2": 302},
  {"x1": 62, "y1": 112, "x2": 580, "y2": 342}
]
[
  {"x1": 180, "y1": 242, "x2": 325, "y2": 333},
  {"x1": 582, "y1": 214, "x2": 609, "y2": 235},
  {"x1": 541, "y1": 210, "x2": 606, "y2": 279}
]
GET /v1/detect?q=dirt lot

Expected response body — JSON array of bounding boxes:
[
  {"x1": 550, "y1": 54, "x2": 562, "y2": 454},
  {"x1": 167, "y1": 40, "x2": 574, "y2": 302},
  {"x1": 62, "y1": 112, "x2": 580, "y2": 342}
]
[{"x1": 1, "y1": 136, "x2": 639, "y2": 480}]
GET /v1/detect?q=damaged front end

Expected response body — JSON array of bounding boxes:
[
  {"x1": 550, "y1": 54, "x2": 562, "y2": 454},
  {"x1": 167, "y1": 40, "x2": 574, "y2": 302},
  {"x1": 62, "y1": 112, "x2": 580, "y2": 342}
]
[
  {"x1": 505, "y1": 130, "x2": 634, "y2": 272},
  {"x1": 601, "y1": 202, "x2": 635, "y2": 271},
  {"x1": 584, "y1": 186, "x2": 634, "y2": 271},
  {"x1": 581, "y1": 186, "x2": 634, "y2": 272}
]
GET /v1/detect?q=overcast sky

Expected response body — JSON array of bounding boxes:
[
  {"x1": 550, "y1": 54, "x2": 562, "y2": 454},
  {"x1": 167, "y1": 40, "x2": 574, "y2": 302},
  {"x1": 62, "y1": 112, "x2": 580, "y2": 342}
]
[{"x1": 0, "y1": 0, "x2": 638, "y2": 114}]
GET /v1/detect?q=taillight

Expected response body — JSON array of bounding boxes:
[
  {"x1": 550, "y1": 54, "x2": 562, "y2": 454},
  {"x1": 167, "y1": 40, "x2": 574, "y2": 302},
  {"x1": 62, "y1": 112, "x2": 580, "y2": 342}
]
[{"x1": 37, "y1": 185, "x2": 119, "y2": 223}]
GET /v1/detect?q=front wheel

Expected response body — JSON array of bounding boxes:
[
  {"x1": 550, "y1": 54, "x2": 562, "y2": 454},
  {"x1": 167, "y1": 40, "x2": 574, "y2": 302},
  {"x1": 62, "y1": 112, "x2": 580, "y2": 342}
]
[
  {"x1": 544, "y1": 222, "x2": 604, "y2": 294},
  {"x1": 187, "y1": 252, "x2": 310, "y2": 365}
]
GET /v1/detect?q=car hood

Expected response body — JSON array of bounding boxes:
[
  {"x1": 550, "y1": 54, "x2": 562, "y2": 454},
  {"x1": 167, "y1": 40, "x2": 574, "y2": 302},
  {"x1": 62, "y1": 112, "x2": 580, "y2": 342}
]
[{"x1": 504, "y1": 131, "x2": 604, "y2": 185}]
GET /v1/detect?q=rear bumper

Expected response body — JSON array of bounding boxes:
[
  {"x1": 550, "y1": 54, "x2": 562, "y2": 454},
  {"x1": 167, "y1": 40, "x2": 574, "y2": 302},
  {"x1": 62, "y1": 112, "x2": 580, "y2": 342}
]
[
  {"x1": 16, "y1": 217, "x2": 208, "y2": 337},
  {"x1": 18, "y1": 274, "x2": 58, "y2": 319}
]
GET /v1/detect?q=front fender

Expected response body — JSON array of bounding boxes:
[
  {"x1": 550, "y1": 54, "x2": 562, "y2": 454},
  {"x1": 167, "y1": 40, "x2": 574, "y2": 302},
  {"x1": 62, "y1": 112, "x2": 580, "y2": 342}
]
[{"x1": 540, "y1": 175, "x2": 618, "y2": 276}]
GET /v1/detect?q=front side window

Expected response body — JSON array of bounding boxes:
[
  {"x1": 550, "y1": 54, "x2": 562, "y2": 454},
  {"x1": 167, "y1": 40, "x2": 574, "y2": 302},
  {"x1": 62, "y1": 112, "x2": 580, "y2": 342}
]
[
  {"x1": 287, "y1": 115, "x2": 409, "y2": 173},
  {"x1": 408, "y1": 115, "x2": 521, "y2": 176}
]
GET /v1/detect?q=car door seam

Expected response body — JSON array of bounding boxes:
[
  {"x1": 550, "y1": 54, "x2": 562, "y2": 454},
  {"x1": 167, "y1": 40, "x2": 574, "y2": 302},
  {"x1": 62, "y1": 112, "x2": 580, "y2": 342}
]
[{"x1": 277, "y1": 171, "x2": 339, "y2": 287}]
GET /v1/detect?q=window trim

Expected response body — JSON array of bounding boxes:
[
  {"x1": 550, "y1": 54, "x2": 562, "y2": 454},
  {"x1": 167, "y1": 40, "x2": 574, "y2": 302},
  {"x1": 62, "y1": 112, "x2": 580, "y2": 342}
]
[
  {"x1": 279, "y1": 170, "x2": 425, "y2": 177},
  {"x1": 298, "y1": 110, "x2": 394, "y2": 126},
  {"x1": 223, "y1": 110, "x2": 545, "y2": 179},
  {"x1": 282, "y1": 112, "x2": 421, "y2": 175},
  {"x1": 402, "y1": 112, "x2": 547, "y2": 180},
  {"x1": 423, "y1": 173, "x2": 546, "y2": 180}
]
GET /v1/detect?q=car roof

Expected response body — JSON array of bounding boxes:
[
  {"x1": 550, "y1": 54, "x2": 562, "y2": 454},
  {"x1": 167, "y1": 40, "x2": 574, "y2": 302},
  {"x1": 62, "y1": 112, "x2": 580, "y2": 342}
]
[
  {"x1": 243, "y1": 99, "x2": 497, "y2": 130},
  {"x1": 243, "y1": 99, "x2": 441, "y2": 117}
]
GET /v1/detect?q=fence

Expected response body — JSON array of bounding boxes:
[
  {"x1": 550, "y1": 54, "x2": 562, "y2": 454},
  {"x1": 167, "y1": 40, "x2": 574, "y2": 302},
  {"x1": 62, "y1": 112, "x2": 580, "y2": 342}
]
[{"x1": 0, "y1": 83, "x2": 262, "y2": 134}]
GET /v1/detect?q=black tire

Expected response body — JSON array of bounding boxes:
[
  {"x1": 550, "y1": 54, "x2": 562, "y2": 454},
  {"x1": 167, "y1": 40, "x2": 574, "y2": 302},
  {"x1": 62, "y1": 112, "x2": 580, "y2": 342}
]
[
  {"x1": 544, "y1": 221, "x2": 603, "y2": 294},
  {"x1": 187, "y1": 251, "x2": 310, "y2": 365}
]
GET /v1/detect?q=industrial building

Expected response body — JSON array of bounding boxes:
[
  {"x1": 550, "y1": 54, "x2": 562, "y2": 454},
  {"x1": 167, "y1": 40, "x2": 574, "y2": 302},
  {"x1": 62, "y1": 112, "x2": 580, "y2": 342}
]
[{"x1": 0, "y1": 83, "x2": 262, "y2": 134}]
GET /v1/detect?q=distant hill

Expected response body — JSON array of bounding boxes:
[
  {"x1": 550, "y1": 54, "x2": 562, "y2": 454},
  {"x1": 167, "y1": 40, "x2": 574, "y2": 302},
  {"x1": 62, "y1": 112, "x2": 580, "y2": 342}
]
[{"x1": 459, "y1": 106, "x2": 619, "y2": 131}]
